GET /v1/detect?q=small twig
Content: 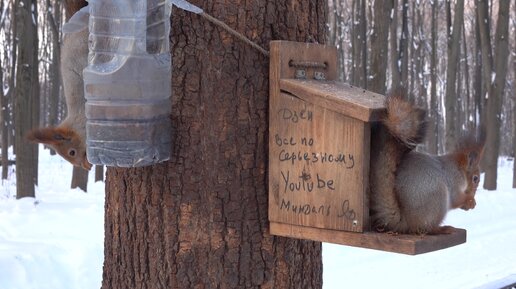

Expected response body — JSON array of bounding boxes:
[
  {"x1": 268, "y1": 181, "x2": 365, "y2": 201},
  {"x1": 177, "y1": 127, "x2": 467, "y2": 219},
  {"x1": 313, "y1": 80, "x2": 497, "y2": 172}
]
[{"x1": 200, "y1": 12, "x2": 269, "y2": 57}]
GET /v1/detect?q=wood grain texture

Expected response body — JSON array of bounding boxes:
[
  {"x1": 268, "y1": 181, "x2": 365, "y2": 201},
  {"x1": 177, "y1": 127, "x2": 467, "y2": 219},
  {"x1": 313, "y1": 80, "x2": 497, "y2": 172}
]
[
  {"x1": 269, "y1": 41, "x2": 373, "y2": 235},
  {"x1": 269, "y1": 92, "x2": 368, "y2": 233},
  {"x1": 270, "y1": 222, "x2": 467, "y2": 255},
  {"x1": 280, "y1": 79, "x2": 386, "y2": 122}
]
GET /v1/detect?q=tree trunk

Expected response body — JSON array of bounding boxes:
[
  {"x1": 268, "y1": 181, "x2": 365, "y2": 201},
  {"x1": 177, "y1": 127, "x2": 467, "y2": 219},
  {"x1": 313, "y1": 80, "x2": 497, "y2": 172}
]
[
  {"x1": 513, "y1": 80, "x2": 516, "y2": 188},
  {"x1": 351, "y1": 0, "x2": 367, "y2": 88},
  {"x1": 513, "y1": 1, "x2": 516, "y2": 189},
  {"x1": 476, "y1": 0, "x2": 492, "y2": 132},
  {"x1": 389, "y1": 0, "x2": 400, "y2": 88},
  {"x1": 473, "y1": 7, "x2": 483, "y2": 131},
  {"x1": 461, "y1": 24, "x2": 472, "y2": 129},
  {"x1": 483, "y1": 0, "x2": 511, "y2": 190},
  {"x1": 95, "y1": 165, "x2": 104, "y2": 182},
  {"x1": 14, "y1": 0, "x2": 37, "y2": 199},
  {"x1": 444, "y1": 0, "x2": 464, "y2": 152},
  {"x1": 416, "y1": 2, "x2": 425, "y2": 105},
  {"x1": 369, "y1": 0, "x2": 393, "y2": 94},
  {"x1": 31, "y1": 0, "x2": 40, "y2": 186},
  {"x1": 398, "y1": 0, "x2": 409, "y2": 88},
  {"x1": 47, "y1": 0, "x2": 61, "y2": 156},
  {"x1": 330, "y1": 0, "x2": 347, "y2": 82},
  {"x1": 71, "y1": 166, "x2": 88, "y2": 192},
  {"x1": 0, "y1": 36, "x2": 8, "y2": 180},
  {"x1": 102, "y1": 1, "x2": 326, "y2": 288},
  {"x1": 427, "y1": 0, "x2": 438, "y2": 155}
]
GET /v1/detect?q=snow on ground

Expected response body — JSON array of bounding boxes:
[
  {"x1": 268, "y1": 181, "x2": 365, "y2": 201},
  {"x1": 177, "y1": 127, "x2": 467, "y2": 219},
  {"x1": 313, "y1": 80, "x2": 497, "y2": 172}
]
[
  {"x1": 0, "y1": 146, "x2": 515, "y2": 289},
  {"x1": 0, "y1": 147, "x2": 104, "y2": 289},
  {"x1": 324, "y1": 158, "x2": 516, "y2": 289}
]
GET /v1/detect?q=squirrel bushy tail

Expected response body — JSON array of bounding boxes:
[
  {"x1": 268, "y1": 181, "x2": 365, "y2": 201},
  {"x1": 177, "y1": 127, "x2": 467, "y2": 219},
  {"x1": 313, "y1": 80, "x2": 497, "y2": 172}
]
[{"x1": 369, "y1": 91, "x2": 426, "y2": 232}]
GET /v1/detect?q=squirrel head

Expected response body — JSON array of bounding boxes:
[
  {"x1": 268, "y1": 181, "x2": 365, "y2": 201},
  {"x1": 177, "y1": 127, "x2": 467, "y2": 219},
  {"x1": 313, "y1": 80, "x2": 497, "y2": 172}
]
[
  {"x1": 27, "y1": 126, "x2": 92, "y2": 171},
  {"x1": 452, "y1": 134, "x2": 485, "y2": 211}
]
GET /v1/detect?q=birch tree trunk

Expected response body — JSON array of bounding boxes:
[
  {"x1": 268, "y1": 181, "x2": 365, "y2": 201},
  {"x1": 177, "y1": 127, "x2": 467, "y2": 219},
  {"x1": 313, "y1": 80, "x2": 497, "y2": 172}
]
[{"x1": 102, "y1": 1, "x2": 327, "y2": 288}]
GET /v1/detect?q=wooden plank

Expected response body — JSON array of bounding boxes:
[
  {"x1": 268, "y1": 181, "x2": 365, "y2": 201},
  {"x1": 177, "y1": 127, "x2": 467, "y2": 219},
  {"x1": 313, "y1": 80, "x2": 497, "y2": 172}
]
[
  {"x1": 280, "y1": 79, "x2": 386, "y2": 122},
  {"x1": 270, "y1": 222, "x2": 467, "y2": 255},
  {"x1": 269, "y1": 92, "x2": 368, "y2": 233}
]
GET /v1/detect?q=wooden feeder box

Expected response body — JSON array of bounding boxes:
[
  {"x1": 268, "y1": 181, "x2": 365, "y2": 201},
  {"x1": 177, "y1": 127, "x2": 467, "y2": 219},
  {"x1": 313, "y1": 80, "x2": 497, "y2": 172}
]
[{"x1": 268, "y1": 41, "x2": 466, "y2": 255}]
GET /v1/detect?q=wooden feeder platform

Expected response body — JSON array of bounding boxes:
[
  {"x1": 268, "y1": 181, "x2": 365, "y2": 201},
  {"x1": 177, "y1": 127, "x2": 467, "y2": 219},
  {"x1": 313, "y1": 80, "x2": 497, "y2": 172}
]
[{"x1": 268, "y1": 41, "x2": 466, "y2": 255}]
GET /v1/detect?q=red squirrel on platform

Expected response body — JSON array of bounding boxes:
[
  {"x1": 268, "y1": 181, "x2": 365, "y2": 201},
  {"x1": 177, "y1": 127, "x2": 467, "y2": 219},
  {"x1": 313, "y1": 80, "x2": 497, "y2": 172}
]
[
  {"x1": 27, "y1": 7, "x2": 91, "y2": 170},
  {"x1": 369, "y1": 91, "x2": 484, "y2": 234}
]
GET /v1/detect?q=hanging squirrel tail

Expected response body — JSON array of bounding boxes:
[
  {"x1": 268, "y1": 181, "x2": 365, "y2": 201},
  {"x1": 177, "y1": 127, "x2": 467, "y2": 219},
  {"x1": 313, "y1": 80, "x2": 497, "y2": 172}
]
[{"x1": 369, "y1": 89, "x2": 427, "y2": 232}]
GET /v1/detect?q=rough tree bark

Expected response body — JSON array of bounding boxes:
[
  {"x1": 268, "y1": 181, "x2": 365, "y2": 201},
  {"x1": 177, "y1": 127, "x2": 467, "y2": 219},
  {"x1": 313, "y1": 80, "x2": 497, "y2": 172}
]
[
  {"x1": 369, "y1": 0, "x2": 393, "y2": 94},
  {"x1": 482, "y1": 0, "x2": 511, "y2": 190},
  {"x1": 102, "y1": 1, "x2": 326, "y2": 288}
]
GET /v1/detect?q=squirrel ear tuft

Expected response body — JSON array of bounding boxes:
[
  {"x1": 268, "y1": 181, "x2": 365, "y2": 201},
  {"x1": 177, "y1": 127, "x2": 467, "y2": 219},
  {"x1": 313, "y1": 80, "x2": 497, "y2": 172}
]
[
  {"x1": 26, "y1": 127, "x2": 71, "y2": 145},
  {"x1": 467, "y1": 150, "x2": 480, "y2": 169}
]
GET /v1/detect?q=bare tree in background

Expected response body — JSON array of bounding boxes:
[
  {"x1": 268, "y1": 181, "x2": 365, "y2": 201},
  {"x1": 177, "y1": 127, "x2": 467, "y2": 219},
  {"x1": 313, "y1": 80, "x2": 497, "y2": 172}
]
[
  {"x1": 31, "y1": 0, "x2": 40, "y2": 186},
  {"x1": 390, "y1": 0, "x2": 400, "y2": 87},
  {"x1": 427, "y1": 0, "x2": 439, "y2": 154},
  {"x1": 350, "y1": 0, "x2": 367, "y2": 88},
  {"x1": 328, "y1": 0, "x2": 348, "y2": 81},
  {"x1": 14, "y1": 0, "x2": 39, "y2": 198},
  {"x1": 399, "y1": 0, "x2": 409, "y2": 88},
  {"x1": 513, "y1": 1, "x2": 516, "y2": 189},
  {"x1": 481, "y1": 0, "x2": 511, "y2": 190},
  {"x1": 369, "y1": 0, "x2": 393, "y2": 94},
  {"x1": 0, "y1": 1, "x2": 7, "y2": 178},
  {"x1": 1, "y1": 0, "x2": 15, "y2": 180},
  {"x1": 444, "y1": 0, "x2": 464, "y2": 152}
]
